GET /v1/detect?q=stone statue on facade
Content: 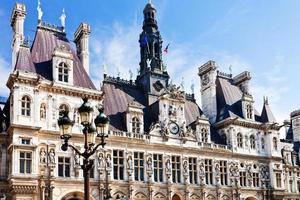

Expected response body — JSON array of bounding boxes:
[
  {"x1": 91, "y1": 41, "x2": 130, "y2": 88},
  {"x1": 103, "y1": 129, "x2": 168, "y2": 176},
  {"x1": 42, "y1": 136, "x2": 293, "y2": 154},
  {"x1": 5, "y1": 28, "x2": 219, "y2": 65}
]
[
  {"x1": 49, "y1": 148, "x2": 55, "y2": 164},
  {"x1": 183, "y1": 160, "x2": 188, "y2": 174},
  {"x1": 98, "y1": 152, "x2": 105, "y2": 169},
  {"x1": 40, "y1": 148, "x2": 46, "y2": 163},
  {"x1": 106, "y1": 154, "x2": 112, "y2": 169},
  {"x1": 166, "y1": 158, "x2": 171, "y2": 173},
  {"x1": 127, "y1": 155, "x2": 133, "y2": 170},
  {"x1": 74, "y1": 152, "x2": 80, "y2": 166},
  {"x1": 147, "y1": 156, "x2": 153, "y2": 171},
  {"x1": 215, "y1": 163, "x2": 220, "y2": 176}
]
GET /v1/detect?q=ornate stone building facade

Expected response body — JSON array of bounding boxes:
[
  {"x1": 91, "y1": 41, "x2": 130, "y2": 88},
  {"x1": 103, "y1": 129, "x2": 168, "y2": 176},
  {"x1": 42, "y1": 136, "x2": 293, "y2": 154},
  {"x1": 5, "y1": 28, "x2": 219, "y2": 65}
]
[{"x1": 0, "y1": 2, "x2": 300, "y2": 200}]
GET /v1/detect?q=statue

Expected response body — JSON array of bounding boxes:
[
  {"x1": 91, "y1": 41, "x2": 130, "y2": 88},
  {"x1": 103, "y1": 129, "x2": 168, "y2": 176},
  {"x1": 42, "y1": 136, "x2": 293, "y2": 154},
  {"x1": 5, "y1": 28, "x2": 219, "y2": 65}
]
[
  {"x1": 40, "y1": 148, "x2": 46, "y2": 163},
  {"x1": 37, "y1": 0, "x2": 43, "y2": 21},
  {"x1": 166, "y1": 159, "x2": 171, "y2": 173},
  {"x1": 127, "y1": 155, "x2": 133, "y2": 170},
  {"x1": 49, "y1": 148, "x2": 55, "y2": 164},
  {"x1": 98, "y1": 152, "x2": 105, "y2": 168},
  {"x1": 199, "y1": 162, "x2": 205, "y2": 175},
  {"x1": 147, "y1": 156, "x2": 152, "y2": 171},
  {"x1": 59, "y1": 8, "x2": 66, "y2": 27},
  {"x1": 183, "y1": 160, "x2": 188, "y2": 174},
  {"x1": 215, "y1": 163, "x2": 220, "y2": 176},
  {"x1": 106, "y1": 154, "x2": 112, "y2": 169}
]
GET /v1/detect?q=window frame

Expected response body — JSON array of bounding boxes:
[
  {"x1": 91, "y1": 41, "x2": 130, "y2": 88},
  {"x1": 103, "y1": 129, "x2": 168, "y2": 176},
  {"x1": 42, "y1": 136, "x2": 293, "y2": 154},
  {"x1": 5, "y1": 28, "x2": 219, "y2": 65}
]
[
  {"x1": 220, "y1": 160, "x2": 228, "y2": 186},
  {"x1": 237, "y1": 133, "x2": 243, "y2": 148},
  {"x1": 21, "y1": 95, "x2": 31, "y2": 117},
  {"x1": 153, "y1": 154, "x2": 163, "y2": 183},
  {"x1": 250, "y1": 135, "x2": 256, "y2": 149},
  {"x1": 205, "y1": 159, "x2": 213, "y2": 185},
  {"x1": 58, "y1": 62, "x2": 69, "y2": 83},
  {"x1": 132, "y1": 117, "x2": 141, "y2": 134},
  {"x1": 189, "y1": 157, "x2": 197, "y2": 184},
  {"x1": 19, "y1": 151, "x2": 32, "y2": 174},
  {"x1": 58, "y1": 156, "x2": 71, "y2": 178},
  {"x1": 171, "y1": 156, "x2": 181, "y2": 183},
  {"x1": 113, "y1": 150, "x2": 124, "y2": 180},
  {"x1": 134, "y1": 152, "x2": 144, "y2": 181}
]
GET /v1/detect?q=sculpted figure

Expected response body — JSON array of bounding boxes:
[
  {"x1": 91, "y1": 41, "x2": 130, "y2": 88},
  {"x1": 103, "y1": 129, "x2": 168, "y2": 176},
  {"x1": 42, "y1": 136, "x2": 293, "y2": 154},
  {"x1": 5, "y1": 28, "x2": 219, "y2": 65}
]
[
  {"x1": 166, "y1": 159, "x2": 171, "y2": 173},
  {"x1": 147, "y1": 156, "x2": 153, "y2": 170},
  {"x1": 98, "y1": 153, "x2": 105, "y2": 168},
  {"x1": 40, "y1": 148, "x2": 46, "y2": 163},
  {"x1": 183, "y1": 160, "x2": 188, "y2": 174},
  {"x1": 74, "y1": 152, "x2": 80, "y2": 165},
  {"x1": 106, "y1": 154, "x2": 112, "y2": 169},
  {"x1": 127, "y1": 155, "x2": 133, "y2": 170},
  {"x1": 49, "y1": 149, "x2": 55, "y2": 164}
]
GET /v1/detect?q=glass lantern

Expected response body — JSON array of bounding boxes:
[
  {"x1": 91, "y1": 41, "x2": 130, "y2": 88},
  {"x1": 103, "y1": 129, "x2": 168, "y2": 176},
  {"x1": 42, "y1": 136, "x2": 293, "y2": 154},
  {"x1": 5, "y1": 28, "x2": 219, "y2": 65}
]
[
  {"x1": 58, "y1": 111, "x2": 74, "y2": 139},
  {"x1": 87, "y1": 125, "x2": 97, "y2": 145},
  {"x1": 78, "y1": 97, "x2": 94, "y2": 126},
  {"x1": 94, "y1": 105, "x2": 109, "y2": 137}
]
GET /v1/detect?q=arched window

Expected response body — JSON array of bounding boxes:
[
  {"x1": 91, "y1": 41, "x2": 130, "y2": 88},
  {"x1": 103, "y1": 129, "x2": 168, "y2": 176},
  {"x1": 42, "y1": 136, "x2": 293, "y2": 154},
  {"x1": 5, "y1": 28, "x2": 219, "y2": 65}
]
[
  {"x1": 250, "y1": 135, "x2": 256, "y2": 149},
  {"x1": 40, "y1": 103, "x2": 46, "y2": 120},
  {"x1": 246, "y1": 104, "x2": 253, "y2": 119},
  {"x1": 261, "y1": 138, "x2": 265, "y2": 150},
  {"x1": 132, "y1": 117, "x2": 141, "y2": 134},
  {"x1": 58, "y1": 62, "x2": 69, "y2": 82},
  {"x1": 237, "y1": 133, "x2": 243, "y2": 148},
  {"x1": 21, "y1": 95, "x2": 31, "y2": 116},
  {"x1": 201, "y1": 128, "x2": 208, "y2": 143},
  {"x1": 273, "y1": 137, "x2": 278, "y2": 150}
]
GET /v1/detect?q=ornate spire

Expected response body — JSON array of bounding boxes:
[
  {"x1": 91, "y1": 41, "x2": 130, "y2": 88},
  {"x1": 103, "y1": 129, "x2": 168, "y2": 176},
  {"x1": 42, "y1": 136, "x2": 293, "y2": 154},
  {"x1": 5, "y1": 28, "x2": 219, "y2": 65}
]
[{"x1": 37, "y1": 0, "x2": 43, "y2": 22}]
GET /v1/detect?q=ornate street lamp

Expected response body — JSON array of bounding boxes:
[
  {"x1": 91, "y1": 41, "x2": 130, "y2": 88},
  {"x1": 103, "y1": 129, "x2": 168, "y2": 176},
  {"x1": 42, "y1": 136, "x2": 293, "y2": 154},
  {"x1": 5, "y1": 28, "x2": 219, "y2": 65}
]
[{"x1": 58, "y1": 97, "x2": 109, "y2": 200}]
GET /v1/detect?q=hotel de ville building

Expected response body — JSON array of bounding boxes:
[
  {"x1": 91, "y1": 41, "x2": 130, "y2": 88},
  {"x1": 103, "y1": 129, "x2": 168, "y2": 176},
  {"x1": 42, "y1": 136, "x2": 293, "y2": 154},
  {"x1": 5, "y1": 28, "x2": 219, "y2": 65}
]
[{"x1": 0, "y1": 1, "x2": 299, "y2": 200}]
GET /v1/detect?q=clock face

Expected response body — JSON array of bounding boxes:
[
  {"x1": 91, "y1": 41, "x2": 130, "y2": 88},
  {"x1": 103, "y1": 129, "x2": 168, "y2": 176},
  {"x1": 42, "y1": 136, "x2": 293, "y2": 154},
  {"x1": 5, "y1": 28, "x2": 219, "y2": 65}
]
[
  {"x1": 153, "y1": 80, "x2": 164, "y2": 92},
  {"x1": 202, "y1": 74, "x2": 210, "y2": 86},
  {"x1": 169, "y1": 122, "x2": 180, "y2": 135}
]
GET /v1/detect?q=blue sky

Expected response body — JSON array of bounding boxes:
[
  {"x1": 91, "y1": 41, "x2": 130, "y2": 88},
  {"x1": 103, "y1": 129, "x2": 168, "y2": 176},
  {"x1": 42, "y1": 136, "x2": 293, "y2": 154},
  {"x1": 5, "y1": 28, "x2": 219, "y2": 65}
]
[{"x1": 0, "y1": 0, "x2": 299, "y2": 129}]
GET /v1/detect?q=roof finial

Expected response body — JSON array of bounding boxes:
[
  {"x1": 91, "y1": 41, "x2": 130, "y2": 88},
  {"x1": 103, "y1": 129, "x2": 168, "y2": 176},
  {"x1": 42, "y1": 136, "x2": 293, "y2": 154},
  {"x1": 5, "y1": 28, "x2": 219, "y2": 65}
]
[
  {"x1": 129, "y1": 69, "x2": 133, "y2": 80},
  {"x1": 229, "y1": 64, "x2": 232, "y2": 75},
  {"x1": 264, "y1": 96, "x2": 269, "y2": 105},
  {"x1": 191, "y1": 80, "x2": 195, "y2": 94},
  {"x1": 59, "y1": 8, "x2": 66, "y2": 28},
  {"x1": 149, "y1": 0, "x2": 152, "y2": 4},
  {"x1": 102, "y1": 63, "x2": 107, "y2": 78},
  {"x1": 180, "y1": 77, "x2": 184, "y2": 91},
  {"x1": 37, "y1": 0, "x2": 43, "y2": 22}
]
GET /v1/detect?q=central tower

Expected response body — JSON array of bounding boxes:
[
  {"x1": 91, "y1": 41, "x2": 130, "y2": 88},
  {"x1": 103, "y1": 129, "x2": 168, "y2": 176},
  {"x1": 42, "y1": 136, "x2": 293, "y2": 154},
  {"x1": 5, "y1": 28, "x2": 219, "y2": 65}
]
[{"x1": 136, "y1": 2, "x2": 169, "y2": 104}]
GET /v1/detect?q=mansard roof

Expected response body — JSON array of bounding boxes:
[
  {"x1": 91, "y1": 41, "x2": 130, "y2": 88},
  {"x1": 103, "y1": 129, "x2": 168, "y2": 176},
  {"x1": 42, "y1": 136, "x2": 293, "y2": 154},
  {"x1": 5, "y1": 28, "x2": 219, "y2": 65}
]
[
  {"x1": 215, "y1": 73, "x2": 267, "y2": 123},
  {"x1": 14, "y1": 23, "x2": 95, "y2": 89},
  {"x1": 102, "y1": 76, "x2": 202, "y2": 133}
]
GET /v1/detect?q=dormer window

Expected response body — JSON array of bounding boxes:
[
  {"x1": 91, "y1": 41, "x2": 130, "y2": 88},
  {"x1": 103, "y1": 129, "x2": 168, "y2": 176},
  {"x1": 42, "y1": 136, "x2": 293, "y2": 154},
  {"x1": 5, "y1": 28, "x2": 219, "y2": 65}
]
[
  {"x1": 246, "y1": 104, "x2": 253, "y2": 119},
  {"x1": 132, "y1": 117, "x2": 141, "y2": 134},
  {"x1": 21, "y1": 95, "x2": 31, "y2": 116},
  {"x1": 58, "y1": 62, "x2": 69, "y2": 82},
  {"x1": 201, "y1": 128, "x2": 208, "y2": 143}
]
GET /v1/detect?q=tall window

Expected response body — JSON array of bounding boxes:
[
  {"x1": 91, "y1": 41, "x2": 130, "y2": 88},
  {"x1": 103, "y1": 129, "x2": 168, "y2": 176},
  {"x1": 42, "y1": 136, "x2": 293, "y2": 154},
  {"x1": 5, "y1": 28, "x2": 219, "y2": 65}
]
[
  {"x1": 240, "y1": 171, "x2": 246, "y2": 187},
  {"x1": 220, "y1": 161, "x2": 228, "y2": 186},
  {"x1": 21, "y1": 95, "x2": 31, "y2": 116},
  {"x1": 261, "y1": 138, "x2": 265, "y2": 150},
  {"x1": 289, "y1": 180, "x2": 293, "y2": 192},
  {"x1": 250, "y1": 135, "x2": 256, "y2": 149},
  {"x1": 19, "y1": 152, "x2": 32, "y2": 174},
  {"x1": 58, "y1": 62, "x2": 69, "y2": 82},
  {"x1": 276, "y1": 173, "x2": 282, "y2": 188},
  {"x1": 246, "y1": 104, "x2": 253, "y2": 119},
  {"x1": 153, "y1": 154, "x2": 163, "y2": 182},
  {"x1": 134, "y1": 152, "x2": 144, "y2": 181},
  {"x1": 201, "y1": 128, "x2": 208, "y2": 143},
  {"x1": 205, "y1": 159, "x2": 213, "y2": 185},
  {"x1": 40, "y1": 103, "x2": 46, "y2": 120},
  {"x1": 172, "y1": 156, "x2": 181, "y2": 183},
  {"x1": 237, "y1": 133, "x2": 243, "y2": 148},
  {"x1": 189, "y1": 157, "x2": 197, "y2": 184},
  {"x1": 132, "y1": 117, "x2": 141, "y2": 134},
  {"x1": 253, "y1": 172, "x2": 259, "y2": 187},
  {"x1": 113, "y1": 150, "x2": 124, "y2": 180},
  {"x1": 297, "y1": 181, "x2": 300, "y2": 193},
  {"x1": 58, "y1": 157, "x2": 70, "y2": 177},
  {"x1": 273, "y1": 137, "x2": 278, "y2": 150}
]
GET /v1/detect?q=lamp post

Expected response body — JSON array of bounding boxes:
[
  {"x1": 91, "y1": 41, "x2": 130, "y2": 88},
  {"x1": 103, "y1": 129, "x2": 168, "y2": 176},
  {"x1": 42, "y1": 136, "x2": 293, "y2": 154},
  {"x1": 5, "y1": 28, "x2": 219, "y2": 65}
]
[{"x1": 58, "y1": 97, "x2": 109, "y2": 200}]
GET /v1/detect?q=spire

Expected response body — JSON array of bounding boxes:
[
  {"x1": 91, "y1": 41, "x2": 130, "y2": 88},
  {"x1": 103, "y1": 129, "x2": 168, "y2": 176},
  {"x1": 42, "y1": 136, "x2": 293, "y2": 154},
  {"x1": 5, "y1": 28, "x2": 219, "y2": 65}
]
[
  {"x1": 261, "y1": 97, "x2": 276, "y2": 123},
  {"x1": 37, "y1": 0, "x2": 43, "y2": 22}
]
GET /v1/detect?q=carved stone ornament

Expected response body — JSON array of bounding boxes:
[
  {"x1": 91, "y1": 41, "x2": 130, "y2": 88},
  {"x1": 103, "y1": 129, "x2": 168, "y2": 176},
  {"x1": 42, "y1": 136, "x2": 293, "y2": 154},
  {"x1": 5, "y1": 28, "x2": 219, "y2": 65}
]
[
  {"x1": 127, "y1": 153, "x2": 133, "y2": 170},
  {"x1": 163, "y1": 83, "x2": 185, "y2": 100},
  {"x1": 49, "y1": 148, "x2": 55, "y2": 164},
  {"x1": 98, "y1": 152, "x2": 105, "y2": 169},
  {"x1": 106, "y1": 154, "x2": 112, "y2": 169},
  {"x1": 40, "y1": 147, "x2": 46, "y2": 164},
  {"x1": 146, "y1": 154, "x2": 153, "y2": 171}
]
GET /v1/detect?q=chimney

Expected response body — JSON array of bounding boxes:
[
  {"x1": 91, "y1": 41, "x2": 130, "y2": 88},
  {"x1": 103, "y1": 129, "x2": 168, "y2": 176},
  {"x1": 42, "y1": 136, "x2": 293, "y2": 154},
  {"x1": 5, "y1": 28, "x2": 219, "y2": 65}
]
[
  {"x1": 232, "y1": 71, "x2": 251, "y2": 94},
  {"x1": 291, "y1": 109, "x2": 300, "y2": 142},
  {"x1": 11, "y1": 3, "x2": 26, "y2": 69},
  {"x1": 74, "y1": 23, "x2": 91, "y2": 75}
]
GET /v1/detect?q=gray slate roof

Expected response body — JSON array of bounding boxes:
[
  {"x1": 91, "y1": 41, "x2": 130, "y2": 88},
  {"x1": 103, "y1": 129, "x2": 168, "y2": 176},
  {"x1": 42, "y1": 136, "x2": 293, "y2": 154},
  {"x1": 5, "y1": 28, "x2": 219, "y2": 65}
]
[
  {"x1": 102, "y1": 79, "x2": 202, "y2": 133},
  {"x1": 14, "y1": 25, "x2": 95, "y2": 89}
]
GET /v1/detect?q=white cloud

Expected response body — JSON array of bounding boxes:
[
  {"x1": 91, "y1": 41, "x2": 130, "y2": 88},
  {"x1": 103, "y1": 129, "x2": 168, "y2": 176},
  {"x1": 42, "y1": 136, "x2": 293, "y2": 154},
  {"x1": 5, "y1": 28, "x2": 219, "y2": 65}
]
[{"x1": 0, "y1": 56, "x2": 10, "y2": 97}]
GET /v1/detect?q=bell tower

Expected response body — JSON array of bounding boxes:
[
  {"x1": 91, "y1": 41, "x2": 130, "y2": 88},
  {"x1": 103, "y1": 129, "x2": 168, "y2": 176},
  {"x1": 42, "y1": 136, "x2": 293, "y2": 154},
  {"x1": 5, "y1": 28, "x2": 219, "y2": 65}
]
[{"x1": 136, "y1": 2, "x2": 169, "y2": 104}]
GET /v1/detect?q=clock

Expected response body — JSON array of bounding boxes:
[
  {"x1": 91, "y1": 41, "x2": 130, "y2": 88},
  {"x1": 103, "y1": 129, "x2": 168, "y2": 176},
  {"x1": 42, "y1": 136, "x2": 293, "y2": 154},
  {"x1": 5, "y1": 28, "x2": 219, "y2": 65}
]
[
  {"x1": 202, "y1": 74, "x2": 210, "y2": 86},
  {"x1": 153, "y1": 80, "x2": 164, "y2": 92},
  {"x1": 168, "y1": 122, "x2": 180, "y2": 135}
]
